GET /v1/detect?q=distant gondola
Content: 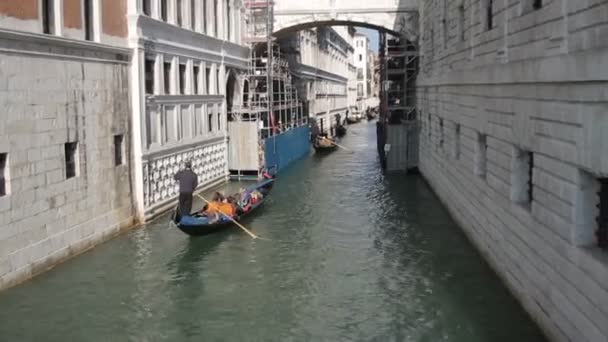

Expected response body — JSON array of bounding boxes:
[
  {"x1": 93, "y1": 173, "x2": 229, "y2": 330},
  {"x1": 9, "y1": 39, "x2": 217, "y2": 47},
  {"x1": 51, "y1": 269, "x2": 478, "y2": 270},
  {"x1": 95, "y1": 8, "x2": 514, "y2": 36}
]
[
  {"x1": 313, "y1": 136, "x2": 338, "y2": 153},
  {"x1": 172, "y1": 177, "x2": 275, "y2": 236},
  {"x1": 346, "y1": 117, "x2": 358, "y2": 124},
  {"x1": 366, "y1": 111, "x2": 375, "y2": 121},
  {"x1": 335, "y1": 125, "x2": 347, "y2": 137}
]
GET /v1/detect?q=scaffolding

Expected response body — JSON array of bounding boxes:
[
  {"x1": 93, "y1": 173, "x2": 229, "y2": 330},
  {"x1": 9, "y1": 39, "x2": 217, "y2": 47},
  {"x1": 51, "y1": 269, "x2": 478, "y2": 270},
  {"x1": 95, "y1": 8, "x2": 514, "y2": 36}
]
[
  {"x1": 229, "y1": 1, "x2": 305, "y2": 179},
  {"x1": 382, "y1": 36, "x2": 419, "y2": 123},
  {"x1": 377, "y1": 32, "x2": 420, "y2": 172}
]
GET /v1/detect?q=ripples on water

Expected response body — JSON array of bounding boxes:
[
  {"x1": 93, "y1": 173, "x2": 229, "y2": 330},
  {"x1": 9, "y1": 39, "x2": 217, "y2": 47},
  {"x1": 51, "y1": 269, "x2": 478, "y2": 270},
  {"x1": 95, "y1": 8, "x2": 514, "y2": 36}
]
[{"x1": 0, "y1": 122, "x2": 546, "y2": 341}]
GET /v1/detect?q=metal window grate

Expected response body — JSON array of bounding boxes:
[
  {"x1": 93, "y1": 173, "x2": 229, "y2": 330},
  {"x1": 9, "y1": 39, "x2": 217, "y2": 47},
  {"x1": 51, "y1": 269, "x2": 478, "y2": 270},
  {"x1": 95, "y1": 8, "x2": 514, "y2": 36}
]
[
  {"x1": 528, "y1": 152, "x2": 534, "y2": 204},
  {"x1": 597, "y1": 179, "x2": 608, "y2": 249},
  {"x1": 533, "y1": 0, "x2": 543, "y2": 10},
  {"x1": 114, "y1": 135, "x2": 124, "y2": 166},
  {"x1": 0, "y1": 153, "x2": 6, "y2": 196},
  {"x1": 486, "y1": 0, "x2": 493, "y2": 30},
  {"x1": 64, "y1": 142, "x2": 78, "y2": 179}
]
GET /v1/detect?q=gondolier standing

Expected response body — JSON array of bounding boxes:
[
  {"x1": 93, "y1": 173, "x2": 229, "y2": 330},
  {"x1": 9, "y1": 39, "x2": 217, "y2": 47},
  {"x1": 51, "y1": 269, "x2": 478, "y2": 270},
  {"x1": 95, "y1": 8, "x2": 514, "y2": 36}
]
[{"x1": 174, "y1": 161, "x2": 198, "y2": 216}]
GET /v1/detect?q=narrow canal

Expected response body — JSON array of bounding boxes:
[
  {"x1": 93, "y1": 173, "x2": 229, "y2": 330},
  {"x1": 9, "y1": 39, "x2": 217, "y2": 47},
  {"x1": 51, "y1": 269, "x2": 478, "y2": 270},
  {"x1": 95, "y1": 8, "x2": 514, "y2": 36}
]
[{"x1": 0, "y1": 122, "x2": 546, "y2": 341}]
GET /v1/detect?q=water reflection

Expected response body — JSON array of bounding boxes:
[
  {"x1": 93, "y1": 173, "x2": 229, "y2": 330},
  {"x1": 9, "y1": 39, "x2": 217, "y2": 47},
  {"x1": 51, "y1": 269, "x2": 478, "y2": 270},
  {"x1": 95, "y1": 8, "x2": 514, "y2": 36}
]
[{"x1": 0, "y1": 122, "x2": 546, "y2": 341}]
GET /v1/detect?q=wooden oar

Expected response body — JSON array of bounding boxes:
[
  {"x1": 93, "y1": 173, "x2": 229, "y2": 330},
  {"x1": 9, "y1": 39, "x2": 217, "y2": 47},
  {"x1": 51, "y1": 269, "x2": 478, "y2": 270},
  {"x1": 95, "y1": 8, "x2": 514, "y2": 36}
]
[
  {"x1": 195, "y1": 194, "x2": 259, "y2": 240},
  {"x1": 321, "y1": 136, "x2": 353, "y2": 152}
]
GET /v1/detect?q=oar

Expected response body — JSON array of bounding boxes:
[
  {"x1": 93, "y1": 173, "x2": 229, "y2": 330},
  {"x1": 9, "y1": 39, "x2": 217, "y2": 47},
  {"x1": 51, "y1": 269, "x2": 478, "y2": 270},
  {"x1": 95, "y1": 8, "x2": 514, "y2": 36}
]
[
  {"x1": 321, "y1": 137, "x2": 353, "y2": 152},
  {"x1": 195, "y1": 194, "x2": 260, "y2": 240}
]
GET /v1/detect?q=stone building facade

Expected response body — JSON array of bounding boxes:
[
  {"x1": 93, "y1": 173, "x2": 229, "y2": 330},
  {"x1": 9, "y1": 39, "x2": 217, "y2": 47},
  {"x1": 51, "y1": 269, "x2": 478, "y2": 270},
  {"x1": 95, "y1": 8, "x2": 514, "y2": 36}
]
[
  {"x1": 128, "y1": 0, "x2": 250, "y2": 219},
  {"x1": 0, "y1": 0, "x2": 134, "y2": 290},
  {"x1": 281, "y1": 26, "x2": 355, "y2": 135},
  {"x1": 417, "y1": 1, "x2": 608, "y2": 341},
  {"x1": 353, "y1": 33, "x2": 370, "y2": 99}
]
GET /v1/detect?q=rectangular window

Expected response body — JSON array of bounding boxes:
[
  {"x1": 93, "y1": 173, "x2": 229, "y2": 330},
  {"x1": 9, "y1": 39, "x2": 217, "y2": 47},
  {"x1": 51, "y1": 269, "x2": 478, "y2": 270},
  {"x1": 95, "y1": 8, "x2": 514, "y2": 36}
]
[
  {"x1": 179, "y1": 64, "x2": 186, "y2": 95},
  {"x1": 64, "y1": 142, "x2": 78, "y2": 179},
  {"x1": 208, "y1": 108, "x2": 214, "y2": 132},
  {"x1": 145, "y1": 58, "x2": 155, "y2": 94},
  {"x1": 216, "y1": 69, "x2": 221, "y2": 94},
  {"x1": 528, "y1": 152, "x2": 534, "y2": 202},
  {"x1": 459, "y1": 5, "x2": 465, "y2": 41},
  {"x1": 202, "y1": 0, "x2": 207, "y2": 33},
  {"x1": 475, "y1": 133, "x2": 487, "y2": 179},
  {"x1": 191, "y1": 0, "x2": 197, "y2": 30},
  {"x1": 164, "y1": 61, "x2": 172, "y2": 94},
  {"x1": 42, "y1": 0, "x2": 55, "y2": 35},
  {"x1": 160, "y1": 0, "x2": 168, "y2": 21},
  {"x1": 359, "y1": 54, "x2": 362, "y2": 61},
  {"x1": 511, "y1": 148, "x2": 533, "y2": 206},
  {"x1": 598, "y1": 179, "x2": 608, "y2": 249},
  {"x1": 227, "y1": 3, "x2": 231, "y2": 40},
  {"x1": 0, "y1": 153, "x2": 7, "y2": 197},
  {"x1": 217, "y1": 106, "x2": 221, "y2": 132},
  {"x1": 143, "y1": 0, "x2": 151, "y2": 16},
  {"x1": 114, "y1": 134, "x2": 124, "y2": 166},
  {"x1": 439, "y1": 118, "x2": 444, "y2": 148},
  {"x1": 205, "y1": 67, "x2": 211, "y2": 94},
  {"x1": 533, "y1": 0, "x2": 542, "y2": 10},
  {"x1": 428, "y1": 114, "x2": 432, "y2": 137},
  {"x1": 486, "y1": 0, "x2": 494, "y2": 31},
  {"x1": 454, "y1": 124, "x2": 461, "y2": 159},
  {"x1": 213, "y1": 0, "x2": 218, "y2": 36},
  {"x1": 176, "y1": 0, "x2": 183, "y2": 26},
  {"x1": 193, "y1": 65, "x2": 200, "y2": 94},
  {"x1": 84, "y1": 0, "x2": 94, "y2": 41}
]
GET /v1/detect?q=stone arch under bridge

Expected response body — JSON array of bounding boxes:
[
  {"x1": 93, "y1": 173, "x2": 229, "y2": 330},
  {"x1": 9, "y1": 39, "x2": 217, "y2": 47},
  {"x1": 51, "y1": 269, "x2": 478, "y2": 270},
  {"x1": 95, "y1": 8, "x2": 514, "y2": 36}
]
[{"x1": 272, "y1": 0, "x2": 420, "y2": 41}]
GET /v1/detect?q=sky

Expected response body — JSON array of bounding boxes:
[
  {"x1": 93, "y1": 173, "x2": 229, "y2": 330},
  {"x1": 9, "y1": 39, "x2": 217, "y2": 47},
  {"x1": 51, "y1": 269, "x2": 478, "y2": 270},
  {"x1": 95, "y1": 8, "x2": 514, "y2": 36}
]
[{"x1": 357, "y1": 27, "x2": 379, "y2": 53}]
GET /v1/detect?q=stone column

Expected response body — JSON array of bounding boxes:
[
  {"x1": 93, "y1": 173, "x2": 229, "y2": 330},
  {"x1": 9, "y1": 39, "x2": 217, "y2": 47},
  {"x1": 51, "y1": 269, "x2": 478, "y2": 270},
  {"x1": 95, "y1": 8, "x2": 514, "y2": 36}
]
[{"x1": 130, "y1": 47, "x2": 147, "y2": 222}]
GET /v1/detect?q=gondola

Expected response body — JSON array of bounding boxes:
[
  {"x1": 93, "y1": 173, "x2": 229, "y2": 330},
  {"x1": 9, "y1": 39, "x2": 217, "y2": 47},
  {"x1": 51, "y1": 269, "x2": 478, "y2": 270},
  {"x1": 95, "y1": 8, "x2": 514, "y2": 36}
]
[
  {"x1": 346, "y1": 116, "x2": 359, "y2": 124},
  {"x1": 313, "y1": 136, "x2": 338, "y2": 153},
  {"x1": 335, "y1": 124, "x2": 347, "y2": 137},
  {"x1": 172, "y1": 178, "x2": 275, "y2": 236}
]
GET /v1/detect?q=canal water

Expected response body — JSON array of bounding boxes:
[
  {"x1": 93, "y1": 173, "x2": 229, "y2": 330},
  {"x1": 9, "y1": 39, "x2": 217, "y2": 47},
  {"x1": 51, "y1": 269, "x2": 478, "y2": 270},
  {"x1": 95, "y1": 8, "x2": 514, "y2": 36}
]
[{"x1": 0, "y1": 122, "x2": 546, "y2": 341}]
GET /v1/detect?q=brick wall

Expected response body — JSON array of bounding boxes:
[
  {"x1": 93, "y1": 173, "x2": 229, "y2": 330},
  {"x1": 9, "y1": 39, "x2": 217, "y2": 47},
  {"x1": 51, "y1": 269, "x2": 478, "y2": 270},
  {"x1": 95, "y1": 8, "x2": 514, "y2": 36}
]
[
  {"x1": 0, "y1": 31, "x2": 134, "y2": 290},
  {"x1": 417, "y1": 1, "x2": 608, "y2": 341}
]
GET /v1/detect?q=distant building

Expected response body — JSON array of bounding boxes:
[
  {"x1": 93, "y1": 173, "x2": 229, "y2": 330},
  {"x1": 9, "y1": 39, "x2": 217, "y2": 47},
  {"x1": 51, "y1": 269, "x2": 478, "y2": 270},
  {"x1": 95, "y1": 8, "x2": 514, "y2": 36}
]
[
  {"x1": 281, "y1": 26, "x2": 354, "y2": 136},
  {"x1": 353, "y1": 33, "x2": 370, "y2": 100}
]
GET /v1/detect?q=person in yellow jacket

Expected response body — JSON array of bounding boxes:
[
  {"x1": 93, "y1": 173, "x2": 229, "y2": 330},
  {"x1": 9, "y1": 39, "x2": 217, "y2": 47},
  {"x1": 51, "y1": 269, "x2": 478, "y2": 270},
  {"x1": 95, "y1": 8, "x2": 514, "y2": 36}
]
[{"x1": 204, "y1": 197, "x2": 236, "y2": 223}]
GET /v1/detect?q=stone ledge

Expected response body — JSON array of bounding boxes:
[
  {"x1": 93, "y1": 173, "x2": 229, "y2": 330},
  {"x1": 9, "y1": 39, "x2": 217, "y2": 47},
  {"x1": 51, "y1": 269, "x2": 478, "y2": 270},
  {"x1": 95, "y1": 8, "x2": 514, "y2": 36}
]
[
  {"x1": 0, "y1": 216, "x2": 136, "y2": 292},
  {"x1": 0, "y1": 28, "x2": 131, "y2": 64}
]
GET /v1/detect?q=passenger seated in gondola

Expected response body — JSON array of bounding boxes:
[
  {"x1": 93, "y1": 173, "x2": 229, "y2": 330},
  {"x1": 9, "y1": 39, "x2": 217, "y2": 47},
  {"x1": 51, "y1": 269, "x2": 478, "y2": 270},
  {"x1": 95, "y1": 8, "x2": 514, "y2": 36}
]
[{"x1": 212, "y1": 191, "x2": 224, "y2": 202}]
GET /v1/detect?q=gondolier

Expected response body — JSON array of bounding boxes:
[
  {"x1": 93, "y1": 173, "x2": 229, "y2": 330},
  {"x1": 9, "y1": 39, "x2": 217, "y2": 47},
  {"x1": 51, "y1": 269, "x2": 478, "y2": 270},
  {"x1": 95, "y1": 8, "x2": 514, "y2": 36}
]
[{"x1": 174, "y1": 161, "x2": 198, "y2": 216}]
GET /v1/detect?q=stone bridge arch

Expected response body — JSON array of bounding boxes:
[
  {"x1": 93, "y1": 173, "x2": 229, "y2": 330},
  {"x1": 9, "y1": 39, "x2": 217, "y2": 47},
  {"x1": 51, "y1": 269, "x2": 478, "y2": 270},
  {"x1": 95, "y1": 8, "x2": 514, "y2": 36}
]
[{"x1": 272, "y1": 0, "x2": 420, "y2": 42}]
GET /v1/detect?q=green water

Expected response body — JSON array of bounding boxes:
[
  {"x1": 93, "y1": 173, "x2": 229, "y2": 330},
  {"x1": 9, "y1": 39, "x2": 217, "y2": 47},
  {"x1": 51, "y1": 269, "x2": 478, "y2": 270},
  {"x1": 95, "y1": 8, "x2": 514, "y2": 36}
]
[{"x1": 0, "y1": 122, "x2": 546, "y2": 341}]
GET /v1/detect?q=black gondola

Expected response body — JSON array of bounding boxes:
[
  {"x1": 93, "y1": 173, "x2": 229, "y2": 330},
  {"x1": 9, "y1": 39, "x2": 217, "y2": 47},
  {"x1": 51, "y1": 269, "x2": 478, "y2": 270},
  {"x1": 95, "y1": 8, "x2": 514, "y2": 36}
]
[
  {"x1": 335, "y1": 125, "x2": 347, "y2": 137},
  {"x1": 172, "y1": 178, "x2": 275, "y2": 236}
]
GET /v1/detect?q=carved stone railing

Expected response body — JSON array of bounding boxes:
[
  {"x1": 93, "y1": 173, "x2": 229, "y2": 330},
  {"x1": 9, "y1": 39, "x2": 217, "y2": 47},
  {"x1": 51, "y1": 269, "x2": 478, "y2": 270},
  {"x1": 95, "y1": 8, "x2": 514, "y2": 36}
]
[{"x1": 142, "y1": 137, "x2": 227, "y2": 210}]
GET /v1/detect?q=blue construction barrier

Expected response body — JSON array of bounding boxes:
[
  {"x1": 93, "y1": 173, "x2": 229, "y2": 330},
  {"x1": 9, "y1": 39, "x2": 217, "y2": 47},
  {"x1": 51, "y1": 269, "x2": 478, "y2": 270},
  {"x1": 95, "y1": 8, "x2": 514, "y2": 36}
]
[{"x1": 264, "y1": 126, "x2": 311, "y2": 172}]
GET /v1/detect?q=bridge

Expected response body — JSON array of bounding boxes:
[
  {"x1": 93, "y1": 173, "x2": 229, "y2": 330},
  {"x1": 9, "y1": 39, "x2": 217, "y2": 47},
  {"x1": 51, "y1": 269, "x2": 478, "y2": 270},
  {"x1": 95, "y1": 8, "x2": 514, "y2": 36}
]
[{"x1": 271, "y1": 0, "x2": 420, "y2": 41}]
